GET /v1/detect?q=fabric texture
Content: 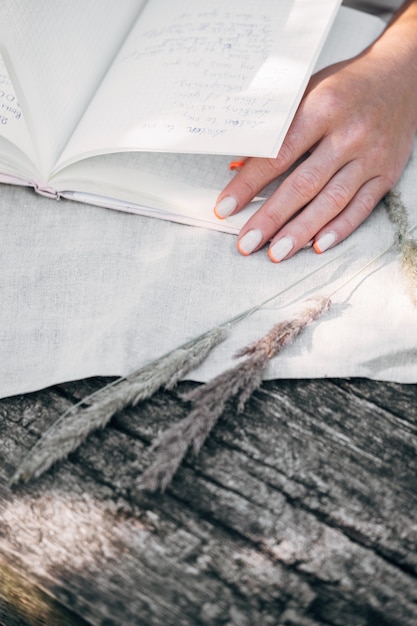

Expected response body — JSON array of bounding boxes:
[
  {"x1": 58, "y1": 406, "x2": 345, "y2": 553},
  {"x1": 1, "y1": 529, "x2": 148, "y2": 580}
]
[
  {"x1": 1, "y1": 134, "x2": 417, "y2": 398},
  {"x1": 1, "y1": 0, "x2": 416, "y2": 398}
]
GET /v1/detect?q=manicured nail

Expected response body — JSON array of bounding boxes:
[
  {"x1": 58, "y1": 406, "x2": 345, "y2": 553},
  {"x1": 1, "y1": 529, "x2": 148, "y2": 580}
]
[
  {"x1": 237, "y1": 229, "x2": 263, "y2": 255},
  {"x1": 214, "y1": 196, "x2": 238, "y2": 219},
  {"x1": 229, "y1": 160, "x2": 246, "y2": 171},
  {"x1": 268, "y1": 236, "x2": 294, "y2": 263},
  {"x1": 314, "y1": 232, "x2": 337, "y2": 254}
]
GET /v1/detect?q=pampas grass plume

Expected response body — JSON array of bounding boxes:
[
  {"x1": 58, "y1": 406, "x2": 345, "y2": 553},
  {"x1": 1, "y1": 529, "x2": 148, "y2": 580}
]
[
  {"x1": 385, "y1": 189, "x2": 417, "y2": 303},
  {"x1": 12, "y1": 250, "x2": 347, "y2": 486},
  {"x1": 137, "y1": 296, "x2": 331, "y2": 492},
  {"x1": 10, "y1": 326, "x2": 228, "y2": 485}
]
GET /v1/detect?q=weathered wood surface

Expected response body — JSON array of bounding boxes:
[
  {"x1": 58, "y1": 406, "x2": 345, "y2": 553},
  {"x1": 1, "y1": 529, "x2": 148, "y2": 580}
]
[{"x1": 1, "y1": 377, "x2": 417, "y2": 626}]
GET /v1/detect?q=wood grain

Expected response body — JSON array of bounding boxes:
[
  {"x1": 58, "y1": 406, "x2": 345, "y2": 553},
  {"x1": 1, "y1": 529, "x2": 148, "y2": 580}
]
[{"x1": 1, "y1": 378, "x2": 417, "y2": 625}]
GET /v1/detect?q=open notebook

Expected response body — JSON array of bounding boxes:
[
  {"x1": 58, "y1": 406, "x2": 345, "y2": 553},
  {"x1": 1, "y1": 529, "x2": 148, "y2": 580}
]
[{"x1": 0, "y1": 1, "x2": 384, "y2": 232}]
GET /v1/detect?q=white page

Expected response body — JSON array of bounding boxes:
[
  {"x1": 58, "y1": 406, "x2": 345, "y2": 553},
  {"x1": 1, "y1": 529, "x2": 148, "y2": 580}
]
[
  {"x1": 0, "y1": 52, "x2": 37, "y2": 171},
  {"x1": 0, "y1": 0, "x2": 145, "y2": 180},
  {"x1": 53, "y1": 7, "x2": 385, "y2": 232},
  {"x1": 56, "y1": 0, "x2": 341, "y2": 170}
]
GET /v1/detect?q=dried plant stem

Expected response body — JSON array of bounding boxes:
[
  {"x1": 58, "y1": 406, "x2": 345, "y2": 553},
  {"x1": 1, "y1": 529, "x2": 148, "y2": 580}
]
[
  {"x1": 384, "y1": 189, "x2": 417, "y2": 303},
  {"x1": 10, "y1": 188, "x2": 417, "y2": 491},
  {"x1": 137, "y1": 296, "x2": 331, "y2": 492},
  {"x1": 10, "y1": 326, "x2": 228, "y2": 485},
  {"x1": 137, "y1": 206, "x2": 417, "y2": 493},
  {"x1": 11, "y1": 251, "x2": 346, "y2": 487}
]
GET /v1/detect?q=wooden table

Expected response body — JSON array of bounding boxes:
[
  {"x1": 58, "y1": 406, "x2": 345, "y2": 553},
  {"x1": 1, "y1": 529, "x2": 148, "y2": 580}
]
[{"x1": 1, "y1": 376, "x2": 417, "y2": 626}]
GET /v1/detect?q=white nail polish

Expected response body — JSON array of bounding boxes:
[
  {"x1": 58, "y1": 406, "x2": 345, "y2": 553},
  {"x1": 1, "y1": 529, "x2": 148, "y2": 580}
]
[
  {"x1": 214, "y1": 196, "x2": 238, "y2": 218},
  {"x1": 238, "y1": 229, "x2": 263, "y2": 255},
  {"x1": 268, "y1": 236, "x2": 294, "y2": 262},
  {"x1": 314, "y1": 231, "x2": 337, "y2": 253}
]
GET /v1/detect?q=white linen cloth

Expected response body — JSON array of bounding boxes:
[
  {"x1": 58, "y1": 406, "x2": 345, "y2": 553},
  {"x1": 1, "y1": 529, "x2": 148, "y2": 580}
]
[
  {"x1": 1, "y1": 0, "x2": 416, "y2": 398},
  {"x1": 1, "y1": 134, "x2": 417, "y2": 398}
]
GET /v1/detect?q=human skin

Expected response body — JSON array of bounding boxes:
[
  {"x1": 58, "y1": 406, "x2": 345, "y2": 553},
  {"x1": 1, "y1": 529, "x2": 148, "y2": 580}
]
[{"x1": 214, "y1": 0, "x2": 417, "y2": 262}]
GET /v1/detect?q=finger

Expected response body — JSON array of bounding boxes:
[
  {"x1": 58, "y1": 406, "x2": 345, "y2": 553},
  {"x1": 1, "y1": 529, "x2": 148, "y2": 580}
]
[
  {"x1": 214, "y1": 108, "x2": 327, "y2": 219},
  {"x1": 313, "y1": 177, "x2": 388, "y2": 254},
  {"x1": 236, "y1": 139, "x2": 349, "y2": 256},
  {"x1": 265, "y1": 159, "x2": 367, "y2": 261},
  {"x1": 228, "y1": 159, "x2": 248, "y2": 171},
  {"x1": 214, "y1": 157, "x2": 286, "y2": 219}
]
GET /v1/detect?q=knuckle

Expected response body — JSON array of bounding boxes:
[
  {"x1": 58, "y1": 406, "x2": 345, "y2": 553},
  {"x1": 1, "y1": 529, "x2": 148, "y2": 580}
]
[
  {"x1": 262, "y1": 203, "x2": 286, "y2": 230},
  {"x1": 357, "y1": 191, "x2": 378, "y2": 217},
  {"x1": 333, "y1": 191, "x2": 378, "y2": 236},
  {"x1": 291, "y1": 166, "x2": 323, "y2": 199},
  {"x1": 264, "y1": 157, "x2": 285, "y2": 177},
  {"x1": 266, "y1": 129, "x2": 303, "y2": 174},
  {"x1": 340, "y1": 214, "x2": 358, "y2": 234},
  {"x1": 274, "y1": 139, "x2": 296, "y2": 170},
  {"x1": 347, "y1": 192, "x2": 377, "y2": 226},
  {"x1": 335, "y1": 117, "x2": 376, "y2": 158},
  {"x1": 346, "y1": 121, "x2": 368, "y2": 149},
  {"x1": 294, "y1": 217, "x2": 318, "y2": 239},
  {"x1": 238, "y1": 176, "x2": 261, "y2": 199},
  {"x1": 322, "y1": 181, "x2": 351, "y2": 210}
]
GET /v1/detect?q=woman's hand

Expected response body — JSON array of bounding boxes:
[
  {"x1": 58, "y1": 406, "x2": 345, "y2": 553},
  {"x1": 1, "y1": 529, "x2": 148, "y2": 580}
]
[{"x1": 214, "y1": 5, "x2": 417, "y2": 262}]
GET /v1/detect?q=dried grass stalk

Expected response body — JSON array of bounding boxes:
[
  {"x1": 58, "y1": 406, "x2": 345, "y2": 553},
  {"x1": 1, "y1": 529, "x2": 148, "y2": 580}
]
[
  {"x1": 385, "y1": 189, "x2": 417, "y2": 303},
  {"x1": 10, "y1": 326, "x2": 228, "y2": 485},
  {"x1": 10, "y1": 251, "x2": 347, "y2": 487},
  {"x1": 137, "y1": 296, "x2": 331, "y2": 492}
]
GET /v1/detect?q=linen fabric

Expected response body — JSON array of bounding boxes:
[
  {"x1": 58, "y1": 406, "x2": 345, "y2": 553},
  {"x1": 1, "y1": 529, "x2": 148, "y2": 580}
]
[{"x1": 1, "y1": 134, "x2": 417, "y2": 398}]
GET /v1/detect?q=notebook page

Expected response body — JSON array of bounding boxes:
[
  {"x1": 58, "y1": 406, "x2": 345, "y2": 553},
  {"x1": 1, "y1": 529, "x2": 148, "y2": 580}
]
[
  {"x1": 56, "y1": 0, "x2": 341, "y2": 169},
  {"x1": 0, "y1": 52, "x2": 37, "y2": 170},
  {"x1": 51, "y1": 6, "x2": 386, "y2": 232},
  {"x1": 0, "y1": 0, "x2": 144, "y2": 180}
]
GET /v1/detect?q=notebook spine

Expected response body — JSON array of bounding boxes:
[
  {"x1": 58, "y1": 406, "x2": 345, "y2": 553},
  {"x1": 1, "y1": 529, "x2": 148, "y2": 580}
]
[{"x1": 33, "y1": 181, "x2": 60, "y2": 199}]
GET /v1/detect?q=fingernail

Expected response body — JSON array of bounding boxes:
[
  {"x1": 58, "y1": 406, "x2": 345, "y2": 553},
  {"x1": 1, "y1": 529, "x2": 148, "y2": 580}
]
[
  {"x1": 268, "y1": 236, "x2": 294, "y2": 263},
  {"x1": 229, "y1": 160, "x2": 246, "y2": 171},
  {"x1": 214, "y1": 196, "x2": 238, "y2": 219},
  {"x1": 314, "y1": 232, "x2": 337, "y2": 254},
  {"x1": 237, "y1": 229, "x2": 263, "y2": 255}
]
